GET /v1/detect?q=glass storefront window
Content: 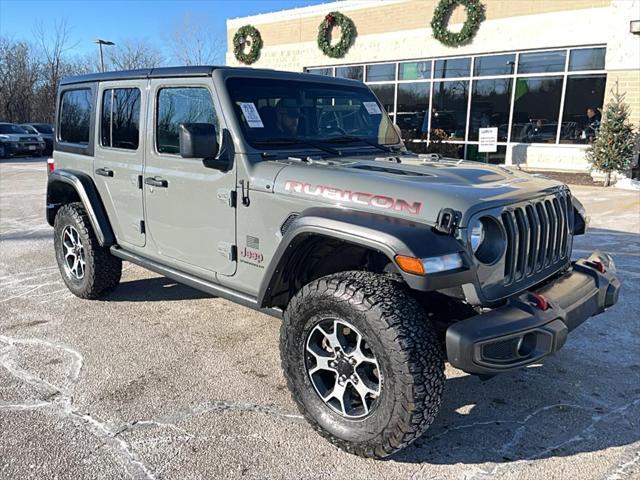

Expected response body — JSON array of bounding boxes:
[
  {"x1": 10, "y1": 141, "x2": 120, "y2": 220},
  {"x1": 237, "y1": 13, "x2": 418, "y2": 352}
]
[
  {"x1": 434, "y1": 58, "x2": 471, "y2": 78},
  {"x1": 306, "y1": 67, "x2": 333, "y2": 76},
  {"x1": 366, "y1": 63, "x2": 395, "y2": 82},
  {"x1": 469, "y1": 78, "x2": 512, "y2": 141},
  {"x1": 335, "y1": 66, "x2": 363, "y2": 81},
  {"x1": 560, "y1": 74, "x2": 606, "y2": 144},
  {"x1": 510, "y1": 76, "x2": 563, "y2": 143},
  {"x1": 368, "y1": 84, "x2": 395, "y2": 115},
  {"x1": 396, "y1": 82, "x2": 430, "y2": 140},
  {"x1": 308, "y1": 45, "x2": 607, "y2": 156},
  {"x1": 518, "y1": 50, "x2": 566, "y2": 74},
  {"x1": 431, "y1": 80, "x2": 468, "y2": 140},
  {"x1": 474, "y1": 54, "x2": 516, "y2": 76},
  {"x1": 568, "y1": 47, "x2": 606, "y2": 71},
  {"x1": 399, "y1": 61, "x2": 431, "y2": 80}
]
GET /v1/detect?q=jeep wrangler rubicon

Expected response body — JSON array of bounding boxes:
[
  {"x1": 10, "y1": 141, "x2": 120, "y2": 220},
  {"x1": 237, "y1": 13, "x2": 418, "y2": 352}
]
[{"x1": 47, "y1": 66, "x2": 620, "y2": 458}]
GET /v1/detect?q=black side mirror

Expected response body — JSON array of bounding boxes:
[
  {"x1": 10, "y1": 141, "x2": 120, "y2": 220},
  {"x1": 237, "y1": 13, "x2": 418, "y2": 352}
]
[{"x1": 179, "y1": 123, "x2": 218, "y2": 159}]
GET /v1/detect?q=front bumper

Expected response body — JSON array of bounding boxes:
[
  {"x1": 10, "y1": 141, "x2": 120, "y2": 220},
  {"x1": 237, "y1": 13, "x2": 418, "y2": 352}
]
[
  {"x1": 446, "y1": 251, "x2": 620, "y2": 375},
  {"x1": 2, "y1": 141, "x2": 46, "y2": 156}
]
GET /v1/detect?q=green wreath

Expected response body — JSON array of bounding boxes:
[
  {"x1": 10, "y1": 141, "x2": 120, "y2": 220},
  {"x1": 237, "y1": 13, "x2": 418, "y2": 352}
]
[
  {"x1": 431, "y1": 0, "x2": 485, "y2": 47},
  {"x1": 233, "y1": 25, "x2": 263, "y2": 65},
  {"x1": 317, "y1": 11, "x2": 356, "y2": 58}
]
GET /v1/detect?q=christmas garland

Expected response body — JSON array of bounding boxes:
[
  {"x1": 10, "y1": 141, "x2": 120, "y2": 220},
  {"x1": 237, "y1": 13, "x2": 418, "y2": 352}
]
[
  {"x1": 431, "y1": 0, "x2": 485, "y2": 47},
  {"x1": 233, "y1": 25, "x2": 263, "y2": 65},
  {"x1": 317, "y1": 11, "x2": 356, "y2": 58}
]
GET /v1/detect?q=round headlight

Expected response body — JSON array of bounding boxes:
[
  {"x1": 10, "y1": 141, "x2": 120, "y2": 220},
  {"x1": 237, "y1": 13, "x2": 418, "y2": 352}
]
[
  {"x1": 469, "y1": 217, "x2": 505, "y2": 265},
  {"x1": 469, "y1": 219, "x2": 485, "y2": 253}
]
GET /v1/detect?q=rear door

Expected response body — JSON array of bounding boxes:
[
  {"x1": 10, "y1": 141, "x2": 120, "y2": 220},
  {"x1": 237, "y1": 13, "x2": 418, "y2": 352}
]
[
  {"x1": 94, "y1": 81, "x2": 147, "y2": 247},
  {"x1": 143, "y1": 78, "x2": 236, "y2": 276}
]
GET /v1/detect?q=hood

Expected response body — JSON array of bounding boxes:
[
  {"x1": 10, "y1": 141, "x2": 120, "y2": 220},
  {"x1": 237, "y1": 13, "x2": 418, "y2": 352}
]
[
  {"x1": 271, "y1": 155, "x2": 566, "y2": 226},
  {"x1": 0, "y1": 133, "x2": 42, "y2": 141}
]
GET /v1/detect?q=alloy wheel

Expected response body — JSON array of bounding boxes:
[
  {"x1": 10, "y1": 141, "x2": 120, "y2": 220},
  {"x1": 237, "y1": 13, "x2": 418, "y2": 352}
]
[{"x1": 305, "y1": 318, "x2": 382, "y2": 419}]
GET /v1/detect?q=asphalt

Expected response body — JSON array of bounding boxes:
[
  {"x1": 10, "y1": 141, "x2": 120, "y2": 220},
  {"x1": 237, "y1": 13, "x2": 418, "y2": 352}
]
[{"x1": 1, "y1": 157, "x2": 639, "y2": 480}]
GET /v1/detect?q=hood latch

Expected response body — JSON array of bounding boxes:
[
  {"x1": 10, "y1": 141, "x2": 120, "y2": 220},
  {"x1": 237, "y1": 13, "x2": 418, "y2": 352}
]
[{"x1": 435, "y1": 208, "x2": 460, "y2": 235}]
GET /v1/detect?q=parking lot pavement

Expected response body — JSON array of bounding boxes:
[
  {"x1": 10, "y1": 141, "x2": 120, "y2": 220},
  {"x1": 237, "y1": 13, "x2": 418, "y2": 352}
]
[{"x1": 0, "y1": 157, "x2": 638, "y2": 480}]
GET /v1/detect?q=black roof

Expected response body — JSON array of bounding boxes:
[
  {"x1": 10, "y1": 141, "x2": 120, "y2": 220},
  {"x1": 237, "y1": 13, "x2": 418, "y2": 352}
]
[{"x1": 59, "y1": 66, "x2": 221, "y2": 86}]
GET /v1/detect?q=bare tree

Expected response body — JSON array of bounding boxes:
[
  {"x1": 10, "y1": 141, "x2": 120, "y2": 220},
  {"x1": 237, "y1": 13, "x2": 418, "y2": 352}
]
[
  {"x1": 165, "y1": 12, "x2": 223, "y2": 66},
  {"x1": 0, "y1": 37, "x2": 40, "y2": 122},
  {"x1": 33, "y1": 19, "x2": 77, "y2": 122},
  {"x1": 107, "y1": 39, "x2": 163, "y2": 70}
]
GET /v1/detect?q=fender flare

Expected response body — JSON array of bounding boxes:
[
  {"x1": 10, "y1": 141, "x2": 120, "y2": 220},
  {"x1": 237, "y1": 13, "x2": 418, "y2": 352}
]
[
  {"x1": 46, "y1": 169, "x2": 116, "y2": 246},
  {"x1": 258, "y1": 207, "x2": 475, "y2": 308}
]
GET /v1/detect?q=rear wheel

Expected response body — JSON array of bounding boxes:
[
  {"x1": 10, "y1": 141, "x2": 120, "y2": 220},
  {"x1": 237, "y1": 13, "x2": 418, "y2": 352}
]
[
  {"x1": 54, "y1": 202, "x2": 122, "y2": 299},
  {"x1": 281, "y1": 271, "x2": 445, "y2": 458}
]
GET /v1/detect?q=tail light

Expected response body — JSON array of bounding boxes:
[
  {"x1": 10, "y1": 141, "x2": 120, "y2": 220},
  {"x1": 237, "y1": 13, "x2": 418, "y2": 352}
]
[{"x1": 47, "y1": 157, "x2": 55, "y2": 174}]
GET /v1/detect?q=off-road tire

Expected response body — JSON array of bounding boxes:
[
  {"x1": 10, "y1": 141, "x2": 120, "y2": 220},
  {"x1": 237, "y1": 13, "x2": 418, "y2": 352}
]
[
  {"x1": 54, "y1": 202, "x2": 122, "y2": 299},
  {"x1": 281, "y1": 271, "x2": 445, "y2": 458}
]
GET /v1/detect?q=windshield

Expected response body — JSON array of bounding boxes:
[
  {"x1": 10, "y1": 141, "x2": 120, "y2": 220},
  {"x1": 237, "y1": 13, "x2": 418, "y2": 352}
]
[
  {"x1": 0, "y1": 124, "x2": 27, "y2": 134},
  {"x1": 33, "y1": 124, "x2": 53, "y2": 134},
  {"x1": 226, "y1": 77, "x2": 400, "y2": 151}
]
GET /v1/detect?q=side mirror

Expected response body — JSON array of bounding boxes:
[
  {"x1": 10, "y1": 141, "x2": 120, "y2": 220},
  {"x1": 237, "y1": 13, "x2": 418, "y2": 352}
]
[{"x1": 179, "y1": 123, "x2": 218, "y2": 159}]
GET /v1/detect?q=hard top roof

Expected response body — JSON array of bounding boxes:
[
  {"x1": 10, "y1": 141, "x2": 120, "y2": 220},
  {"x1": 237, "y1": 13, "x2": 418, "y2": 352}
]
[{"x1": 59, "y1": 65, "x2": 364, "y2": 86}]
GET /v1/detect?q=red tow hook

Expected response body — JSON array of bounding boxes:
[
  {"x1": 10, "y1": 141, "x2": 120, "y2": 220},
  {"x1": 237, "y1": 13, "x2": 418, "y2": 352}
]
[
  {"x1": 528, "y1": 292, "x2": 550, "y2": 311},
  {"x1": 589, "y1": 260, "x2": 606, "y2": 273}
]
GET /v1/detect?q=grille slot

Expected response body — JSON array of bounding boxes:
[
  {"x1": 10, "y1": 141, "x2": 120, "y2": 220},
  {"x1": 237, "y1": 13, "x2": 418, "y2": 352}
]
[{"x1": 501, "y1": 192, "x2": 572, "y2": 286}]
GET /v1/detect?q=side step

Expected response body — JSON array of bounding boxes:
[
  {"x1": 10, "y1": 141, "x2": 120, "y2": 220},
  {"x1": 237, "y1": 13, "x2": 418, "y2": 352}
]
[{"x1": 110, "y1": 246, "x2": 283, "y2": 319}]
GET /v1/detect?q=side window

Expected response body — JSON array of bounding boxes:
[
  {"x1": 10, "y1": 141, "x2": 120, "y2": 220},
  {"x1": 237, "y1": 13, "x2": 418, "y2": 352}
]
[
  {"x1": 101, "y1": 88, "x2": 141, "y2": 150},
  {"x1": 59, "y1": 89, "x2": 93, "y2": 144},
  {"x1": 156, "y1": 87, "x2": 217, "y2": 155}
]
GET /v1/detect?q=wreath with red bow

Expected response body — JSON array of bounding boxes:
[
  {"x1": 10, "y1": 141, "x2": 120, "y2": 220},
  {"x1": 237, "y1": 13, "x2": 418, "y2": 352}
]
[{"x1": 317, "y1": 11, "x2": 356, "y2": 58}]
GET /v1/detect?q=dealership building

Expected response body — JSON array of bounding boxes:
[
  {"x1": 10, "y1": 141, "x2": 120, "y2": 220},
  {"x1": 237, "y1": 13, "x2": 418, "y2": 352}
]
[{"x1": 226, "y1": 0, "x2": 640, "y2": 171}]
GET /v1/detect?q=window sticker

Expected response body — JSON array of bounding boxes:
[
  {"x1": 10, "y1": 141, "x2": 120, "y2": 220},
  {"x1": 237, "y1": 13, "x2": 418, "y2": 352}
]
[
  {"x1": 239, "y1": 102, "x2": 264, "y2": 128},
  {"x1": 363, "y1": 101, "x2": 382, "y2": 115}
]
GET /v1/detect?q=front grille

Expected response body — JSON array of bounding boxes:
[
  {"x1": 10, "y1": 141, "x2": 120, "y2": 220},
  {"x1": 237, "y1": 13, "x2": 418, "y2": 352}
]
[{"x1": 501, "y1": 191, "x2": 573, "y2": 286}]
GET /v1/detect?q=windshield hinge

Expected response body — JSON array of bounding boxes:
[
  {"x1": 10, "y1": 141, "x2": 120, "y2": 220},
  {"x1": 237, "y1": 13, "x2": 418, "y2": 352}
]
[{"x1": 239, "y1": 180, "x2": 250, "y2": 207}]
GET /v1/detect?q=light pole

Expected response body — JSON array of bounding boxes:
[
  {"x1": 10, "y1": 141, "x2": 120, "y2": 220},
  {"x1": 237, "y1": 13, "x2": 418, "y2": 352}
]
[{"x1": 95, "y1": 39, "x2": 115, "y2": 72}]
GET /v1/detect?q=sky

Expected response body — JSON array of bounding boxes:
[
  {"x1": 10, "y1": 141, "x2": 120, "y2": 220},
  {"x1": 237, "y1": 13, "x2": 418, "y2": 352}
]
[{"x1": 0, "y1": 0, "x2": 330, "y2": 59}]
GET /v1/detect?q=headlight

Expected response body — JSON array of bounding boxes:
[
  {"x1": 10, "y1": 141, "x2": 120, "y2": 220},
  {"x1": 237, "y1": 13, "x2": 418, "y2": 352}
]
[
  {"x1": 469, "y1": 219, "x2": 485, "y2": 253},
  {"x1": 469, "y1": 217, "x2": 505, "y2": 265}
]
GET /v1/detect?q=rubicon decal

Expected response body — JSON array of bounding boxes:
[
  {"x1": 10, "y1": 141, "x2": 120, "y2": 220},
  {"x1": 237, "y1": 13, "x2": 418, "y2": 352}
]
[{"x1": 284, "y1": 180, "x2": 422, "y2": 215}]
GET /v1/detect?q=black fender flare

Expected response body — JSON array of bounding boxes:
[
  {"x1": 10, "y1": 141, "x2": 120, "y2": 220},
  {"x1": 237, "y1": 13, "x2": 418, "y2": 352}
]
[
  {"x1": 258, "y1": 207, "x2": 475, "y2": 308},
  {"x1": 46, "y1": 169, "x2": 116, "y2": 246}
]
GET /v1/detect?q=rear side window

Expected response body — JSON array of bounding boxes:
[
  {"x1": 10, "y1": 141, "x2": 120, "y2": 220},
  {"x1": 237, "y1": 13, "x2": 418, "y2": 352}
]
[
  {"x1": 101, "y1": 88, "x2": 141, "y2": 150},
  {"x1": 59, "y1": 89, "x2": 93, "y2": 144},
  {"x1": 156, "y1": 87, "x2": 217, "y2": 154}
]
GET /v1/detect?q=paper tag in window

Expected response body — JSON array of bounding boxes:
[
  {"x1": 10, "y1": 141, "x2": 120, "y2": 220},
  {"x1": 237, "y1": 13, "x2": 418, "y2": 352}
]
[
  {"x1": 363, "y1": 102, "x2": 382, "y2": 115},
  {"x1": 239, "y1": 102, "x2": 264, "y2": 128}
]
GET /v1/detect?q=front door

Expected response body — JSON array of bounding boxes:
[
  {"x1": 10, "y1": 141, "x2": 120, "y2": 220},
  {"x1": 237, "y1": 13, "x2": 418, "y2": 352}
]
[
  {"x1": 94, "y1": 80, "x2": 147, "y2": 247},
  {"x1": 143, "y1": 79, "x2": 236, "y2": 276}
]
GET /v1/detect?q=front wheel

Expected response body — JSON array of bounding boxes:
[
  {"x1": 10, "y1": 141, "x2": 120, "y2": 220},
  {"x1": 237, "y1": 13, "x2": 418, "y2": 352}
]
[
  {"x1": 280, "y1": 271, "x2": 445, "y2": 458},
  {"x1": 54, "y1": 202, "x2": 122, "y2": 299}
]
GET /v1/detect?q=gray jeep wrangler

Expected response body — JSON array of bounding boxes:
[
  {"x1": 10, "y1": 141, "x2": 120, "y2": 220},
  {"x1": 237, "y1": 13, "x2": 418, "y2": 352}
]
[{"x1": 47, "y1": 66, "x2": 620, "y2": 458}]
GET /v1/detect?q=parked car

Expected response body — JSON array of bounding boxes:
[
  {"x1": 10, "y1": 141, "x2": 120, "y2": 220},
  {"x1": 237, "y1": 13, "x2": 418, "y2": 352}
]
[
  {"x1": 46, "y1": 67, "x2": 620, "y2": 459},
  {"x1": 21, "y1": 123, "x2": 54, "y2": 154},
  {"x1": 0, "y1": 122, "x2": 46, "y2": 158}
]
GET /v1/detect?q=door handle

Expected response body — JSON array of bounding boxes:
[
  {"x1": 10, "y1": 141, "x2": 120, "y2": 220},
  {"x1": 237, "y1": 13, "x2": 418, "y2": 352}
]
[
  {"x1": 95, "y1": 167, "x2": 114, "y2": 177},
  {"x1": 144, "y1": 176, "x2": 168, "y2": 188}
]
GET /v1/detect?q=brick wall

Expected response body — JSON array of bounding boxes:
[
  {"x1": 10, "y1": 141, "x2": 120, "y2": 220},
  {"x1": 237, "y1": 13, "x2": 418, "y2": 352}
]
[{"x1": 604, "y1": 70, "x2": 640, "y2": 128}]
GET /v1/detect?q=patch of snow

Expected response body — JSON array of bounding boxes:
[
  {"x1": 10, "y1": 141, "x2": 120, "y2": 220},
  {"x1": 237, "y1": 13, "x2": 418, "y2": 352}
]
[{"x1": 615, "y1": 178, "x2": 640, "y2": 191}]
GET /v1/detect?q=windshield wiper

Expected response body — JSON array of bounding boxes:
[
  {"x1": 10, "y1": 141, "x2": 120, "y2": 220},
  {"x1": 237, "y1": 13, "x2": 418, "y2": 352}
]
[
  {"x1": 321, "y1": 135, "x2": 399, "y2": 154},
  {"x1": 253, "y1": 137, "x2": 341, "y2": 156}
]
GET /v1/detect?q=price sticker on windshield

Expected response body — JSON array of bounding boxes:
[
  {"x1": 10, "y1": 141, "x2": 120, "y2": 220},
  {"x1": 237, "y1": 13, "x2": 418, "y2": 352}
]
[
  {"x1": 363, "y1": 102, "x2": 382, "y2": 115},
  {"x1": 239, "y1": 102, "x2": 264, "y2": 128}
]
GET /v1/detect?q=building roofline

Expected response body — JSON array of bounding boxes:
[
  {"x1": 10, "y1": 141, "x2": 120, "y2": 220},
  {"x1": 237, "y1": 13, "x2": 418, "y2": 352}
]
[{"x1": 226, "y1": 0, "x2": 405, "y2": 28}]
